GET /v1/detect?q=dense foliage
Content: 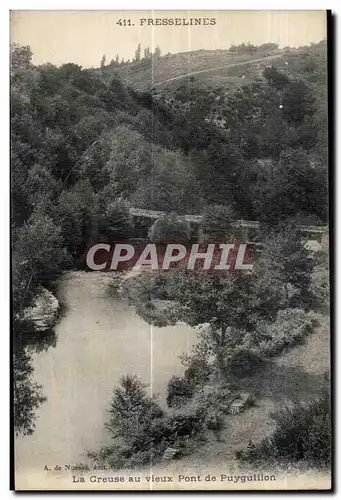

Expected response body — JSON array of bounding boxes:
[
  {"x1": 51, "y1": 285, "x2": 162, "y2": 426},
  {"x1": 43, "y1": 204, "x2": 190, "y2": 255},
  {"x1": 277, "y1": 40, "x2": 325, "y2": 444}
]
[
  {"x1": 11, "y1": 40, "x2": 328, "y2": 444},
  {"x1": 88, "y1": 375, "x2": 207, "y2": 467},
  {"x1": 236, "y1": 391, "x2": 331, "y2": 468}
]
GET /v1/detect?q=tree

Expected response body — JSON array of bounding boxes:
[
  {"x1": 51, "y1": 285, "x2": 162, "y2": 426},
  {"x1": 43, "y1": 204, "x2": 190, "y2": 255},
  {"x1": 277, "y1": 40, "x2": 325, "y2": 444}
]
[
  {"x1": 102, "y1": 125, "x2": 152, "y2": 198},
  {"x1": 167, "y1": 271, "x2": 255, "y2": 377},
  {"x1": 26, "y1": 163, "x2": 62, "y2": 212},
  {"x1": 105, "y1": 374, "x2": 164, "y2": 449},
  {"x1": 100, "y1": 54, "x2": 106, "y2": 68},
  {"x1": 254, "y1": 223, "x2": 314, "y2": 312},
  {"x1": 200, "y1": 204, "x2": 235, "y2": 242},
  {"x1": 166, "y1": 376, "x2": 195, "y2": 407},
  {"x1": 97, "y1": 195, "x2": 134, "y2": 240},
  {"x1": 258, "y1": 42, "x2": 279, "y2": 52},
  {"x1": 259, "y1": 148, "x2": 327, "y2": 222},
  {"x1": 13, "y1": 349, "x2": 46, "y2": 436},
  {"x1": 132, "y1": 146, "x2": 203, "y2": 213},
  {"x1": 14, "y1": 213, "x2": 70, "y2": 310},
  {"x1": 11, "y1": 43, "x2": 33, "y2": 75},
  {"x1": 154, "y1": 46, "x2": 161, "y2": 58},
  {"x1": 55, "y1": 179, "x2": 98, "y2": 254},
  {"x1": 135, "y1": 43, "x2": 141, "y2": 62},
  {"x1": 229, "y1": 42, "x2": 257, "y2": 54}
]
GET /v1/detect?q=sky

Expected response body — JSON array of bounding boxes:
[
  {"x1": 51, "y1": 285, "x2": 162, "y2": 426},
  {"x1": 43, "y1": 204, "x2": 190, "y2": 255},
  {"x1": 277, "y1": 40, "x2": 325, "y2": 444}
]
[{"x1": 11, "y1": 10, "x2": 327, "y2": 68}]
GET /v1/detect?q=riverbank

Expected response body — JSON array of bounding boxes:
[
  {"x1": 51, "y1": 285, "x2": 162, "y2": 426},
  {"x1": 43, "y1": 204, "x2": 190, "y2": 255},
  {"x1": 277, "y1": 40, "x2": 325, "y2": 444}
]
[
  {"x1": 15, "y1": 271, "x2": 197, "y2": 472},
  {"x1": 15, "y1": 269, "x2": 330, "y2": 475}
]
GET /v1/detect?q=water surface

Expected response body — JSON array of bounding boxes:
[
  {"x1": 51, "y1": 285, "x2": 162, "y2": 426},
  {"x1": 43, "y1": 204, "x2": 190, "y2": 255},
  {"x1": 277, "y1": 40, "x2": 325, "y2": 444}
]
[{"x1": 15, "y1": 271, "x2": 196, "y2": 470}]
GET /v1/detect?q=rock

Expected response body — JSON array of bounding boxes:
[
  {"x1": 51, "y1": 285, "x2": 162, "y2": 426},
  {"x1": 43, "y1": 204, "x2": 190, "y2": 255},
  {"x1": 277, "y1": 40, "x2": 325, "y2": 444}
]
[
  {"x1": 305, "y1": 240, "x2": 322, "y2": 253},
  {"x1": 163, "y1": 447, "x2": 180, "y2": 460},
  {"x1": 23, "y1": 288, "x2": 59, "y2": 331},
  {"x1": 229, "y1": 393, "x2": 250, "y2": 416}
]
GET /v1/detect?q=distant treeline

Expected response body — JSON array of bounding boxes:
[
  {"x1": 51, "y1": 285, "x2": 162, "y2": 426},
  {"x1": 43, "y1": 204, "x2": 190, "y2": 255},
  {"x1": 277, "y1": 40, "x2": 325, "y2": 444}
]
[{"x1": 100, "y1": 43, "x2": 163, "y2": 68}]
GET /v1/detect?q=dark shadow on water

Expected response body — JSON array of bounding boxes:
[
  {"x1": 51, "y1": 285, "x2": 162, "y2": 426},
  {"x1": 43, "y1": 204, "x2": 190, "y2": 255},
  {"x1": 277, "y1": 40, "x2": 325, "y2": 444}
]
[{"x1": 13, "y1": 318, "x2": 58, "y2": 354}]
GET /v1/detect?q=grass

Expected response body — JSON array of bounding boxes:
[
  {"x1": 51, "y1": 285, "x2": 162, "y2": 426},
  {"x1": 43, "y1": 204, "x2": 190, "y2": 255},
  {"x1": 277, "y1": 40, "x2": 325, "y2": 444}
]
[
  {"x1": 178, "y1": 312, "x2": 330, "y2": 469},
  {"x1": 102, "y1": 49, "x2": 281, "y2": 90},
  {"x1": 97, "y1": 42, "x2": 326, "y2": 92}
]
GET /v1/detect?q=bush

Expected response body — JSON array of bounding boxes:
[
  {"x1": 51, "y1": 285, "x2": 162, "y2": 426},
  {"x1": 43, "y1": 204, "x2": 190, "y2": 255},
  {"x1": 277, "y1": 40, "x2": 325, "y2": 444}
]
[
  {"x1": 90, "y1": 374, "x2": 207, "y2": 468},
  {"x1": 200, "y1": 204, "x2": 235, "y2": 242},
  {"x1": 187, "y1": 384, "x2": 239, "y2": 441},
  {"x1": 105, "y1": 374, "x2": 164, "y2": 449},
  {"x1": 184, "y1": 355, "x2": 211, "y2": 389},
  {"x1": 162, "y1": 411, "x2": 206, "y2": 444},
  {"x1": 236, "y1": 391, "x2": 331, "y2": 468},
  {"x1": 193, "y1": 384, "x2": 235, "y2": 415},
  {"x1": 98, "y1": 196, "x2": 134, "y2": 240},
  {"x1": 148, "y1": 213, "x2": 191, "y2": 244},
  {"x1": 166, "y1": 349, "x2": 212, "y2": 409},
  {"x1": 309, "y1": 269, "x2": 329, "y2": 309},
  {"x1": 225, "y1": 347, "x2": 263, "y2": 378},
  {"x1": 121, "y1": 273, "x2": 175, "y2": 327},
  {"x1": 254, "y1": 308, "x2": 318, "y2": 357},
  {"x1": 166, "y1": 376, "x2": 195, "y2": 408},
  {"x1": 87, "y1": 444, "x2": 128, "y2": 470}
]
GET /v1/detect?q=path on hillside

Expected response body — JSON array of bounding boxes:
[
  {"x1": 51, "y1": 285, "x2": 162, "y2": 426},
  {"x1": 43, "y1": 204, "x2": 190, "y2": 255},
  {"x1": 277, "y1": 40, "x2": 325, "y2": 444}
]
[{"x1": 152, "y1": 54, "x2": 284, "y2": 87}]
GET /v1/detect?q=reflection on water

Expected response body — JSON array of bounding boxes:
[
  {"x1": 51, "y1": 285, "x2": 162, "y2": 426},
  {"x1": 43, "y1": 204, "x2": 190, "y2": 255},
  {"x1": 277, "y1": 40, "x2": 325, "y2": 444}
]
[{"x1": 15, "y1": 271, "x2": 196, "y2": 470}]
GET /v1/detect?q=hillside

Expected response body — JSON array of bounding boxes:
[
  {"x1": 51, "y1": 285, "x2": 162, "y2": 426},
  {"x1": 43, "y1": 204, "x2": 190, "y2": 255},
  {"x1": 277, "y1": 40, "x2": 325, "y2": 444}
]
[
  {"x1": 99, "y1": 42, "x2": 327, "y2": 92},
  {"x1": 109, "y1": 49, "x2": 279, "y2": 90}
]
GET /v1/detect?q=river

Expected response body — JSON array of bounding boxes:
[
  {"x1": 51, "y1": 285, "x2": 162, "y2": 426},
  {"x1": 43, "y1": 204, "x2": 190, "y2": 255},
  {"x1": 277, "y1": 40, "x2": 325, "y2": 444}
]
[{"x1": 15, "y1": 271, "x2": 197, "y2": 472}]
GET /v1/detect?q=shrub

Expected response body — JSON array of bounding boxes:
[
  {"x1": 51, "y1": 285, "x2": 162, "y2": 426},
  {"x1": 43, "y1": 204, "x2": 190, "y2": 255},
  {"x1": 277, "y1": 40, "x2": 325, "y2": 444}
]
[
  {"x1": 225, "y1": 347, "x2": 263, "y2": 378},
  {"x1": 254, "y1": 308, "x2": 318, "y2": 357},
  {"x1": 121, "y1": 274, "x2": 176, "y2": 327},
  {"x1": 205, "y1": 410, "x2": 225, "y2": 441},
  {"x1": 166, "y1": 349, "x2": 212, "y2": 409},
  {"x1": 105, "y1": 374, "x2": 164, "y2": 450},
  {"x1": 192, "y1": 384, "x2": 236, "y2": 416},
  {"x1": 166, "y1": 376, "x2": 195, "y2": 408},
  {"x1": 309, "y1": 269, "x2": 329, "y2": 309},
  {"x1": 148, "y1": 213, "x2": 191, "y2": 244},
  {"x1": 189, "y1": 384, "x2": 238, "y2": 441},
  {"x1": 236, "y1": 391, "x2": 331, "y2": 468},
  {"x1": 162, "y1": 411, "x2": 206, "y2": 444},
  {"x1": 200, "y1": 204, "x2": 235, "y2": 242},
  {"x1": 90, "y1": 374, "x2": 207, "y2": 468},
  {"x1": 98, "y1": 196, "x2": 134, "y2": 240},
  {"x1": 184, "y1": 355, "x2": 211, "y2": 389},
  {"x1": 87, "y1": 444, "x2": 128, "y2": 470}
]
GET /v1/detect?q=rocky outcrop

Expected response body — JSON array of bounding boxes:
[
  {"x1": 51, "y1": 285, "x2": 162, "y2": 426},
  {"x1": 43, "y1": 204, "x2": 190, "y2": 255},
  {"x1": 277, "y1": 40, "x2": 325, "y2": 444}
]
[
  {"x1": 23, "y1": 288, "x2": 59, "y2": 331},
  {"x1": 163, "y1": 447, "x2": 180, "y2": 460}
]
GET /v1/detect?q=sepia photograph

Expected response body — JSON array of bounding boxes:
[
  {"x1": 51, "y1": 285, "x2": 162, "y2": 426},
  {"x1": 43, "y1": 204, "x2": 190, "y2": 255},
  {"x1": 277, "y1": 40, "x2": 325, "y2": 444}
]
[{"x1": 11, "y1": 9, "x2": 331, "y2": 491}]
